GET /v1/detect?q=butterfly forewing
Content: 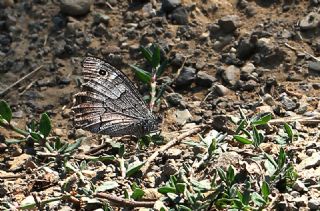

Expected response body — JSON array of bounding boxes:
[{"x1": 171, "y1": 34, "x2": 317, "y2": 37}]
[{"x1": 72, "y1": 57, "x2": 158, "y2": 137}]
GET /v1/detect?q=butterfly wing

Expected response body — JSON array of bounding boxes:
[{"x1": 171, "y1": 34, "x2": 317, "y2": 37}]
[{"x1": 72, "y1": 57, "x2": 158, "y2": 137}]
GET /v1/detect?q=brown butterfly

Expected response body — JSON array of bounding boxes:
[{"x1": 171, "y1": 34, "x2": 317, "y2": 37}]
[{"x1": 72, "y1": 57, "x2": 159, "y2": 138}]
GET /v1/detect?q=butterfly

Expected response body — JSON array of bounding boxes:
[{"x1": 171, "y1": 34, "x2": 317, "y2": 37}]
[{"x1": 72, "y1": 57, "x2": 159, "y2": 138}]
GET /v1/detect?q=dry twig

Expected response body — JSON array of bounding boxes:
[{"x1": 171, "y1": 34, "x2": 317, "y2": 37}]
[
  {"x1": 141, "y1": 127, "x2": 203, "y2": 176},
  {"x1": 269, "y1": 116, "x2": 320, "y2": 125},
  {"x1": 0, "y1": 65, "x2": 43, "y2": 97},
  {"x1": 95, "y1": 193, "x2": 155, "y2": 208}
]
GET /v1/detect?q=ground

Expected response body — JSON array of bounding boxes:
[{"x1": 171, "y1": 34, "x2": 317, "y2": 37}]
[{"x1": 0, "y1": 0, "x2": 320, "y2": 210}]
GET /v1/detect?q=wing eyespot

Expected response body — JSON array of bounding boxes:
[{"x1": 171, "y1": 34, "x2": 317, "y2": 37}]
[{"x1": 99, "y1": 69, "x2": 106, "y2": 75}]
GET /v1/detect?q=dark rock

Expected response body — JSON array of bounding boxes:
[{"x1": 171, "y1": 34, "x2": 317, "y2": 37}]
[
  {"x1": 218, "y1": 15, "x2": 241, "y2": 34},
  {"x1": 60, "y1": 0, "x2": 93, "y2": 16},
  {"x1": 236, "y1": 38, "x2": 255, "y2": 59},
  {"x1": 208, "y1": 23, "x2": 220, "y2": 35},
  {"x1": 166, "y1": 93, "x2": 186, "y2": 108},
  {"x1": 171, "y1": 7, "x2": 188, "y2": 25},
  {"x1": 241, "y1": 79, "x2": 258, "y2": 91},
  {"x1": 195, "y1": 71, "x2": 216, "y2": 87},
  {"x1": 175, "y1": 66, "x2": 196, "y2": 86},
  {"x1": 299, "y1": 12, "x2": 320, "y2": 30},
  {"x1": 222, "y1": 65, "x2": 241, "y2": 86},
  {"x1": 52, "y1": 14, "x2": 67, "y2": 30},
  {"x1": 162, "y1": 0, "x2": 181, "y2": 12},
  {"x1": 214, "y1": 84, "x2": 231, "y2": 96},
  {"x1": 281, "y1": 95, "x2": 297, "y2": 111},
  {"x1": 308, "y1": 61, "x2": 320, "y2": 72},
  {"x1": 93, "y1": 23, "x2": 111, "y2": 38},
  {"x1": 308, "y1": 198, "x2": 320, "y2": 210},
  {"x1": 211, "y1": 115, "x2": 236, "y2": 134},
  {"x1": 93, "y1": 13, "x2": 110, "y2": 25},
  {"x1": 0, "y1": 34, "x2": 11, "y2": 46}
]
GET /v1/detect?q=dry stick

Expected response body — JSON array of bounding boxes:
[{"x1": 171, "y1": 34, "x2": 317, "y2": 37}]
[
  {"x1": 141, "y1": 127, "x2": 202, "y2": 176},
  {"x1": 269, "y1": 116, "x2": 320, "y2": 125},
  {"x1": 0, "y1": 65, "x2": 43, "y2": 97},
  {"x1": 0, "y1": 173, "x2": 26, "y2": 179},
  {"x1": 95, "y1": 193, "x2": 155, "y2": 208}
]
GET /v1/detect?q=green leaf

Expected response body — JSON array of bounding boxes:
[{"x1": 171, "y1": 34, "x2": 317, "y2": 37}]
[
  {"x1": 39, "y1": 113, "x2": 51, "y2": 137},
  {"x1": 140, "y1": 46, "x2": 153, "y2": 64},
  {"x1": 234, "y1": 135, "x2": 252, "y2": 144},
  {"x1": 261, "y1": 181, "x2": 270, "y2": 200},
  {"x1": 119, "y1": 144, "x2": 125, "y2": 157},
  {"x1": 252, "y1": 113, "x2": 272, "y2": 126},
  {"x1": 252, "y1": 126, "x2": 263, "y2": 147},
  {"x1": 126, "y1": 161, "x2": 145, "y2": 177},
  {"x1": 278, "y1": 147, "x2": 286, "y2": 169},
  {"x1": 175, "y1": 183, "x2": 186, "y2": 194},
  {"x1": 129, "y1": 64, "x2": 151, "y2": 84},
  {"x1": 89, "y1": 155, "x2": 115, "y2": 162},
  {"x1": 226, "y1": 166, "x2": 235, "y2": 185},
  {"x1": 0, "y1": 100, "x2": 12, "y2": 123},
  {"x1": 151, "y1": 45, "x2": 161, "y2": 68},
  {"x1": 80, "y1": 160, "x2": 87, "y2": 171},
  {"x1": 156, "y1": 59, "x2": 169, "y2": 77},
  {"x1": 251, "y1": 192, "x2": 266, "y2": 207},
  {"x1": 284, "y1": 123, "x2": 293, "y2": 143},
  {"x1": 236, "y1": 119, "x2": 246, "y2": 134},
  {"x1": 5, "y1": 139, "x2": 27, "y2": 144},
  {"x1": 131, "y1": 187, "x2": 145, "y2": 200},
  {"x1": 64, "y1": 138, "x2": 83, "y2": 153},
  {"x1": 158, "y1": 186, "x2": 177, "y2": 194},
  {"x1": 96, "y1": 181, "x2": 119, "y2": 192},
  {"x1": 217, "y1": 168, "x2": 226, "y2": 183},
  {"x1": 264, "y1": 153, "x2": 277, "y2": 176},
  {"x1": 190, "y1": 179, "x2": 211, "y2": 192},
  {"x1": 30, "y1": 132, "x2": 42, "y2": 141},
  {"x1": 177, "y1": 205, "x2": 192, "y2": 211}
]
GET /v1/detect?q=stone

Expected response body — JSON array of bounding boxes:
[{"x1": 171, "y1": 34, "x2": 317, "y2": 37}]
[
  {"x1": 166, "y1": 93, "x2": 186, "y2": 108},
  {"x1": 292, "y1": 180, "x2": 308, "y2": 192},
  {"x1": 214, "y1": 84, "x2": 231, "y2": 96},
  {"x1": 300, "y1": 12, "x2": 320, "y2": 30},
  {"x1": 309, "y1": 61, "x2": 320, "y2": 72},
  {"x1": 60, "y1": 0, "x2": 93, "y2": 16},
  {"x1": 162, "y1": 159, "x2": 178, "y2": 177},
  {"x1": 296, "y1": 152, "x2": 320, "y2": 171},
  {"x1": 222, "y1": 65, "x2": 241, "y2": 86},
  {"x1": 175, "y1": 109, "x2": 192, "y2": 125},
  {"x1": 195, "y1": 71, "x2": 216, "y2": 87},
  {"x1": 171, "y1": 7, "x2": 189, "y2": 25},
  {"x1": 237, "y1": 38, "x2": 255, "y2": 59},
  {"x1": 242, "y1": 79, "x2": 258, "y2": 91},
  {"x1": 308, "y1": 198, "x2": 320, "y2": 210},
  {"x1": 175, "y1": 66, "x2": 196, "y2": 87},
  {"x1": 281, "y1": 96, "x2": 297, "y2": 111},
  {"x1": 164, "y1": 148, "x2": 182, "y2": 159},
  {"x1": 161, "y1": 0, "x2": 181, "y2": 12},
  {"x1": 218, "y1": 15, "x2": 241, "y2": 34},
  {"x1": 292, "y1": 195, "x2": 308, "y2": 207},
  {"x1": 93, "y1": 13, "x2": 110, "y2": 25}
]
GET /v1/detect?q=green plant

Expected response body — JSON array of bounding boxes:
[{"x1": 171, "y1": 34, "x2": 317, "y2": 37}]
[
  {"x1": 158, "y1": 168, "x2": 212, "y2": 210},
  {"x1": 183, "y1": 129, "x2": 226, "y2": 170},
  {"x1": 130, "y1": 44, "x2": 169, "y2": 111},
  {"x1": 264, "y1": 147, "x2": 297, "y2": 192},
  {"x1": 233, "y1": 110, "x2": 272, "y2": 148}
]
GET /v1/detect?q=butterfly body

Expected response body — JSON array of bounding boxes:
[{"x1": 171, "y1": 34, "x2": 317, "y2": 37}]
[{"x1": 72, "y1": 57, "x2": 158, "y2": 138}]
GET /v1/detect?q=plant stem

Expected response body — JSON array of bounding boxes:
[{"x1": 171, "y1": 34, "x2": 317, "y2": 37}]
[
  {"x1": 149, "y1": 74, "x2": 157, "y2": 112},
  {"x1": 0, "y1": 121, "x2": 29, "y2": 136}
]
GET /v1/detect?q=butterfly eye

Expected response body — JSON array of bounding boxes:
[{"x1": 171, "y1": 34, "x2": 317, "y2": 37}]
[{"x1": 99, "y1": 69, "x2": 106, "y2": 75}]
